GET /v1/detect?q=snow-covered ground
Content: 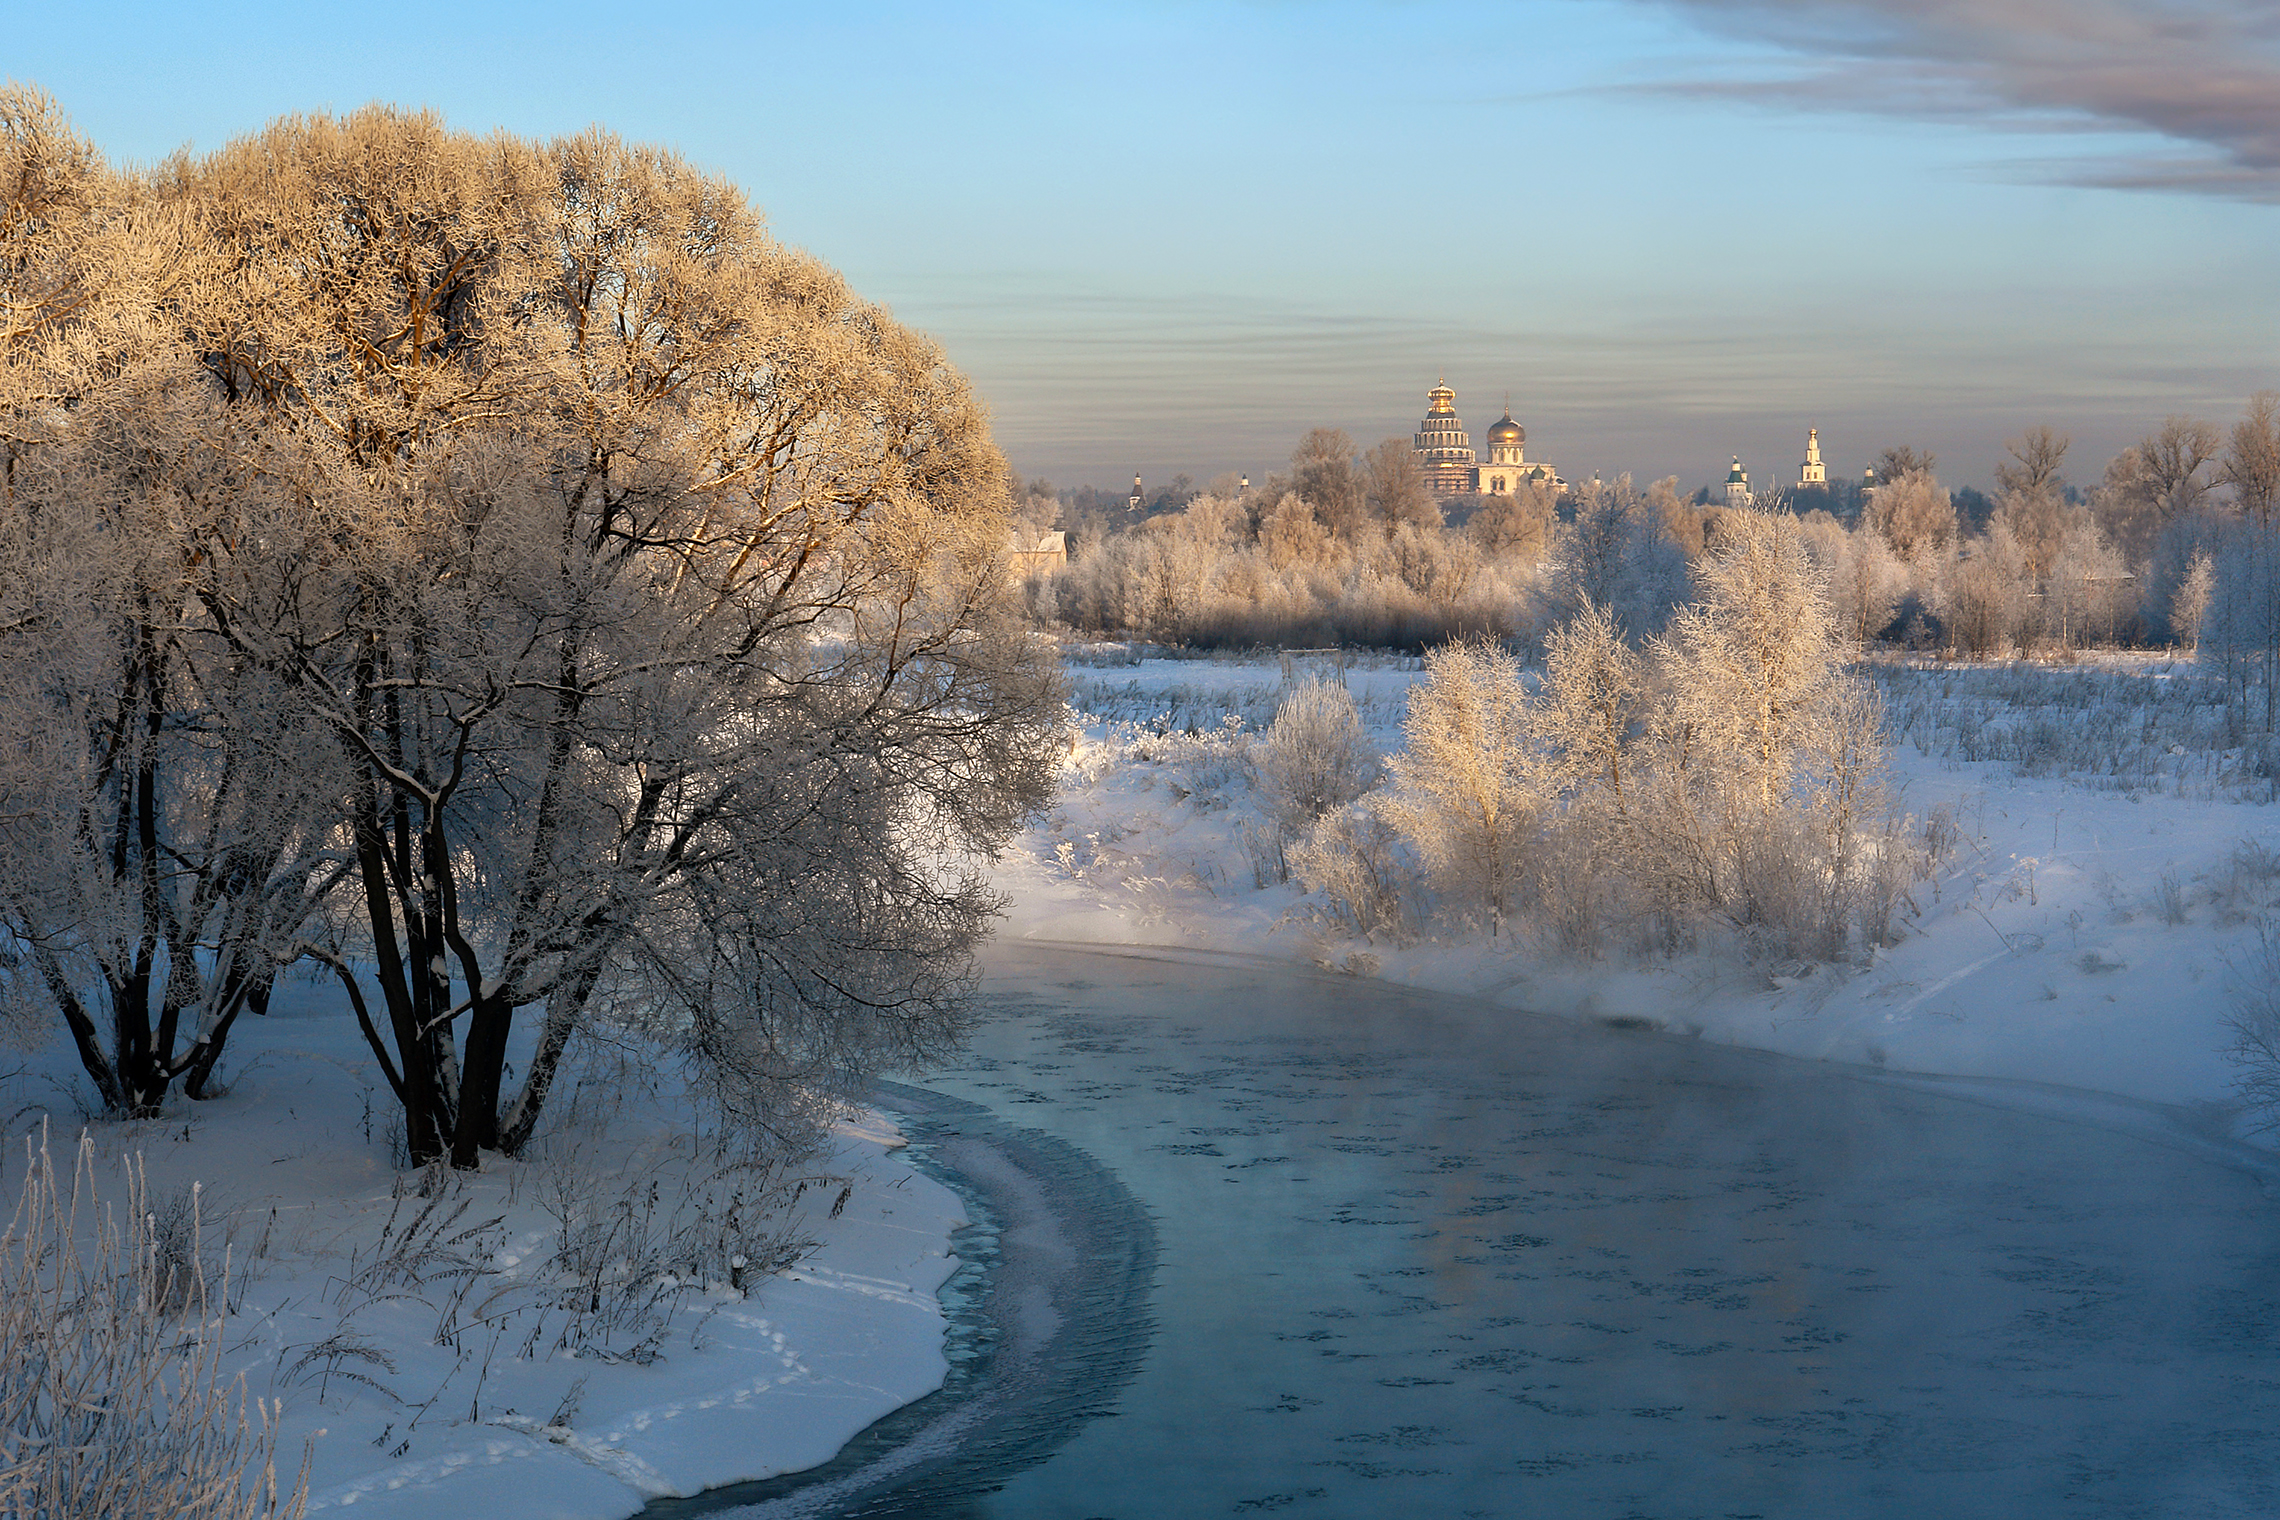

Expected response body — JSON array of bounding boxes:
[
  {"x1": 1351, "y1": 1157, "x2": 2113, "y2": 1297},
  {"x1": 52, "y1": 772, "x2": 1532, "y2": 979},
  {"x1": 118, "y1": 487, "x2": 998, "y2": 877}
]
[
  {"x1": 1004, "y1": 647, "x2": 2280, "y2": 1134},
  {"x1": 0, "y1": 982, "x2": 967, "y2": 1520}
]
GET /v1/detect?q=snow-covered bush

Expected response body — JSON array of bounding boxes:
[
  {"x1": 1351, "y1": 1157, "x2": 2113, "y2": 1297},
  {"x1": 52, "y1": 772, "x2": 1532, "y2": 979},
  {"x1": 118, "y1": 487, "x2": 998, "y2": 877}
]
[
  {"x1": 1251, "y1": 678, "x2": 1379, "y2": 853},
  {"x1": 1347, "y1": 510, "x2": 1915, "y2": 963},
  {"x1": 1373, "y1": 639, "x2": 1551, "y2": 937},
  {"x1": 1620, "y1": 507, "x2": 1905, "y2": 958},
  {"x1": 1289, "y1": 804, "x2": 1420, "y2": 945},
  {"x1": 0, "y1": 1132, "x2": 306, "y2": 1520},
  {"x1": 2213, "y1": 839, "x2": 2280, "y2": 923}
]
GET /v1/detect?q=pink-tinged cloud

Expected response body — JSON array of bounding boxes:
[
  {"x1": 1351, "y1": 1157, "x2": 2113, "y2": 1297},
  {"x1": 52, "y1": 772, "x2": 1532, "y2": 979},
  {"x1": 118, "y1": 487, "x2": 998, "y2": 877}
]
[{"x1": 1642, "y1": 0, "x2": 2280, "y2": 200}]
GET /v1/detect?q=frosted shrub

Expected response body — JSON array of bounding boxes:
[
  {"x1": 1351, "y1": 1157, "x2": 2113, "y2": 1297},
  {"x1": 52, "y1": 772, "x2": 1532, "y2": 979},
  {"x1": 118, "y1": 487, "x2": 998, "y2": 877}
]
[
  {"x1": 1531, "y1": 817, "x2": 1621, "y2": 959},
  {"x1": 2175, "y1": 550, "x2": 2216, "y2": 652},
  {"x1": 1252, "y1": 679, "x2": 1377, "y2": 851},
  {"x1": 1339, "y1": 510, "x2": 1916, "y2": 964},
  {"x1": 2213, "y1": 839, "x2": 2280, "y2": 923},
  {"x1": 1628, "y1": 508, "x2": 1909, "y2": 958},
  {"x1": 1374, "y1": 639, "x2": 1550, "y2": 936},
  {"x1": 1807, "y1": 680, "x2": 1908, "y2": 954},
  {"x1": 1538, "y1": 599, "x2": 1643, "y2": 802},
  {"x1": 1290, "y1": 804, "x2": 1421, "y2": 945},
  {"x1": 0, "y1": 1131, "x2": 306, "y2": 1519}
]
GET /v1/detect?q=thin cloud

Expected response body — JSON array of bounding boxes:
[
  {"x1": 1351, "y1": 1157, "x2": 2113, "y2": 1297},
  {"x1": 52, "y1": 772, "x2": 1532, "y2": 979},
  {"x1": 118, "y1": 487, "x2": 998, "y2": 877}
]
[{"x1": 1638, "y1": 0, "x2": 2280, "y2": 200}]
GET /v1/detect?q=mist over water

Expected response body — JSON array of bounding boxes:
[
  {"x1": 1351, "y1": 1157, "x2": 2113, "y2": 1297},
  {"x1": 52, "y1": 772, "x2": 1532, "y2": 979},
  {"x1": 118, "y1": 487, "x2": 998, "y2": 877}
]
[{"x1": 904, "y1": 942, "x2": 2280, "y2": 1518}]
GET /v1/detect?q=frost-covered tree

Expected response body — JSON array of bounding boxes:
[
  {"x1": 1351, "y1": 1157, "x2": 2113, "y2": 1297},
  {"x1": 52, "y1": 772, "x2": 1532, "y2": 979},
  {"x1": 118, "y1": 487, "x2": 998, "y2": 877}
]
[
  {"x1": 1543, "y1": 474, "x2": 1686, "y2": 640},
  {"x1": 2176, "y1": 549, "x2": 2216, "y2": 653},
  {"x1": 1375, "y1": 639, "x2": 1548, "y2": 935},
  {"x1": 0, "y1": 103, "x2": 1064, "y2": 1160},
  {"x1": 2043, "y1": 512, "x2": 2129, "y2": 650},
  {"x1": 0, "y1": 88, "x2": 340, "y2": 1116},
  {"x1": 2100, "y1": 418, "x2": 2220, "y2": 583},
  {"x1": 1291, "y1": 427, "x2": 1365, "y2": 541},
  {"x1": 1796, "y1": 513, "x2": 1901, "y2": 648},
  {"x1": 1944, "y1": 520, "x2": 2026, "y2": 657},
  {"x1": 1636, "y1": 507, "x2": 1889, "y2": 948},
  {"x1": 1537, "y1": 599, "x2": 1643, "y2": 807},
  {"x1": 1865, "y1": 468, "x2": 1957, "y2": 564},
  {"x1": 2224, "y1": 392, "x2": 2280, "y2": 528},
  {"x1": 1258, "y1": 491, "x2": 1338, "y2": 571},
  {"x1": 1361, "y1": 436, "x2": 1438, "y2": 532},
  {"x1": 1873, "y1": 445, "x2": 1936, "y2": 484},
  {"x1": 1466, "y1": 481, "x2": 1555, "y2": 561},
  {"x1": 1661, "y1": 509, "x2": 1844, "y2": 811},
  {"x1": 2203, "y1": 395, "x2": 2280, "y2": 728},
  {"x1": 1994, "y1": 426, "x2": 2069, "y2": 501},
  {"x1": 2206, "y1": 518, "x2": 2280, "y2": 732},
  {"x1": 1988, "y1": 484, "x2": 2072, "y2": 588},
  {"x1": 1252, "y1": 679, "x2": 1378, "y2": 880},
  {"x1": 2140, "y1": 416, "x2": 2222, "y2": 519}
]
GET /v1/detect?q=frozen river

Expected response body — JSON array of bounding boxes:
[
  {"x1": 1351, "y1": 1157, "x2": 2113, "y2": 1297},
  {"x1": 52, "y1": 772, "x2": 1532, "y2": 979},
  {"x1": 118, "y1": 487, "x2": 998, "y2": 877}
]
[{"x1": 684, "y1": 942, "x2": 2280, "y2": 1518}]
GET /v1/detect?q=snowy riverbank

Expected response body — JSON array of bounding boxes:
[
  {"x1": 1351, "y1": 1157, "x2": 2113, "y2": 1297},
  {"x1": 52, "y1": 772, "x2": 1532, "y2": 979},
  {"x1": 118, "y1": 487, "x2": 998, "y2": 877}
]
[
  {"x1": 0, "y1": 984, "x2": 970, "y2": 1520},
  {"x1": 1004, "y1": 649, "x2": 2280, "y2": 1129}
]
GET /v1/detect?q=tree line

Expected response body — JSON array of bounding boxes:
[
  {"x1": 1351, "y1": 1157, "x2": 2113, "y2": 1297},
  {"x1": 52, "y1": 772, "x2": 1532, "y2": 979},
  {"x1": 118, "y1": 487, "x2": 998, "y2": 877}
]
[{"x1": 1020, "y1": 401, "x2": 2280, "y2": 718}]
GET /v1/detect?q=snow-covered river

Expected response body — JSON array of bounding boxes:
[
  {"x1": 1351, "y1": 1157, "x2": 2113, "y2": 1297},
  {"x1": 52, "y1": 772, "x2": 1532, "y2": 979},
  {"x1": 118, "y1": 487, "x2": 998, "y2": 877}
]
[{"x1": 694, "y1": 942, "x2": 2280, "y2": 1518}]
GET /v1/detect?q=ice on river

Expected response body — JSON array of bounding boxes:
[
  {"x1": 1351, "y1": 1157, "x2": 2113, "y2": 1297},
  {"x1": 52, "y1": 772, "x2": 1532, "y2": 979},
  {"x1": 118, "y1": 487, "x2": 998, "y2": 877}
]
[{"x1": 918, "y1": 941, "x2": 2280, "y2": 1519}]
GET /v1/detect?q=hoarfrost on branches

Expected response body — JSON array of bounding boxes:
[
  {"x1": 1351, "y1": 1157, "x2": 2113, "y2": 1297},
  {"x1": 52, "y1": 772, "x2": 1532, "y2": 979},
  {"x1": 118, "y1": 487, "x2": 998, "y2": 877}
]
[{"x1": 0, "y1": 95, "x2": 1065, "y2": 1163}]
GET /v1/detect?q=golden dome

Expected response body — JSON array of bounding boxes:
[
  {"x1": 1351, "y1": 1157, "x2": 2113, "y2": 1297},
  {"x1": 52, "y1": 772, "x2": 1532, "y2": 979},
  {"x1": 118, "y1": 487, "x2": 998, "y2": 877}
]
[{"x1": 1486, "y1": 412, "x2": 1524, "y2": 446}]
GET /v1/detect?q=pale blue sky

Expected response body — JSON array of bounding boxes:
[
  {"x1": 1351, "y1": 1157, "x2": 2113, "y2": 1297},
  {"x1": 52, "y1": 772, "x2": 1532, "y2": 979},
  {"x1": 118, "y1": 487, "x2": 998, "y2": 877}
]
[{"x1": 18, "y1": 0, "x2": 2279, "y2": 494}]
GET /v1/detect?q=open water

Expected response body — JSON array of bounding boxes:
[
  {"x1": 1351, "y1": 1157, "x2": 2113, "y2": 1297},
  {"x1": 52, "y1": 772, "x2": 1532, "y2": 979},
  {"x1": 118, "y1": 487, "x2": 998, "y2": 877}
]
[{"x1": 677, "y1": 941, "x2": 2280, "y2": 1519}]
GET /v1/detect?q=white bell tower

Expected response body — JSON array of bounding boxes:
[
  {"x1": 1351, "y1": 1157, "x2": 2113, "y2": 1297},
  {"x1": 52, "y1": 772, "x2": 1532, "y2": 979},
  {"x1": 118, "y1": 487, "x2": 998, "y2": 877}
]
[{"x1": 1798, "y1": 427, "x2": 1827, "y2": 490}]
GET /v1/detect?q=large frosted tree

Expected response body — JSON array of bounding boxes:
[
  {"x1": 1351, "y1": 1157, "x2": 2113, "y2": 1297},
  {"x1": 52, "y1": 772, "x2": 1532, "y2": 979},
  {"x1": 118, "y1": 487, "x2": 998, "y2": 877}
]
[{"x1": 0, "y1": 99, "x2": 1063, "y2": 1161}]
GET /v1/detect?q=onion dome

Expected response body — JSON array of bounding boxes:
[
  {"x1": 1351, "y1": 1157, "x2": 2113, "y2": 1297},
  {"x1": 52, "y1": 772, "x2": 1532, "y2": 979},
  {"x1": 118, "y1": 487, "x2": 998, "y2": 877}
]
[{"x1": 1486, "y1": 412, "x2": 1524, "y2": 447}]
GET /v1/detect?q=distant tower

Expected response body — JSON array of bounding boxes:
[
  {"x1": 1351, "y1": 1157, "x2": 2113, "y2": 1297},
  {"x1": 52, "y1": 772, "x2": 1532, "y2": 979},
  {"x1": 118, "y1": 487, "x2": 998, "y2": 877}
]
[
  {"x1": 1412, "y1": 380, "x2": 1477, "y2": 499},
  {"x1": 1240, "y1": 474, "x2": 1250, "y2": 494},
  {"x1": 1725, "y1": 456, "x2": 1753, "y2": 510},
  {"x1": 1798, "y1": 427, "x2": 1827, "y2": 490},
  {"x1": 1127, "y1": 472, "x2": 1144, "y2": 512}
]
